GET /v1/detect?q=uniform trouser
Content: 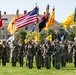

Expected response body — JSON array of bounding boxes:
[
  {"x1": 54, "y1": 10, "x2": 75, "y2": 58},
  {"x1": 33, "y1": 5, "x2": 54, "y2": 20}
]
[
  {"x1": 68, "y1": 53, "x2": 73, "y2": 63},
  {"x1": 35, "y1": 55, "x2": 42, "y2": 69},
  {"x1": 74, "y1": 57, "x2": 76, "y2": 67},
  {"x1": 27, "y1": 55, "x2": 33, "y2": 69},
  {"x1": 19, "y1": 54, "x2": 24, "y2": 67},
  {"x1": 12, "y1": 56, "x2": 16, "y2": 66},
  {"x1": 52, "y1": 55, "x2": 55, "y2": 67},
  {"x1": 41, "y1": 56, "x2": 44, "y2": 67},
  {"x1": 61, "y1": 55, "x2": 66, "y2": 67},
  {"x1": 0, "y1": 58, "x2": 1, "y2": 65},
  {"x1": 2, "y1": 56, "x2": 6, "y2": 66},
  {"x1": 54, "y1": 56, "x2": 61, "y2": 69},
  {"x1": 44, "y1": 55, "x2": 51, "y2": 69},
  {"x1": 6, "y1": 51, "x2": 10, "y2": 62},
  {"x1": 66, "y1": 54, "x2": 69, "y2": 62}
]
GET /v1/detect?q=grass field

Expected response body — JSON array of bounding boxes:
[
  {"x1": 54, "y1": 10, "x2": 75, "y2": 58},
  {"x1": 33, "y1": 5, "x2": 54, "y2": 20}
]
[{"x1": 0, "y1": 62, "x2": 76, "y2": 75}]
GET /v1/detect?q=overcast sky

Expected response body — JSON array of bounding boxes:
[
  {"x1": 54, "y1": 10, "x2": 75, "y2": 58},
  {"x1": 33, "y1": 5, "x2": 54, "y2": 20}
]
[{"x1": 0, "y1": 0, "x2": 76, "y2": 22}]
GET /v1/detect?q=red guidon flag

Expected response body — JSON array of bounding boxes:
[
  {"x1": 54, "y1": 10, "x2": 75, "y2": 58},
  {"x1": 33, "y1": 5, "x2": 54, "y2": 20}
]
[{"x1": 0, "y1": 19, "x2": 2, "y2": 27}]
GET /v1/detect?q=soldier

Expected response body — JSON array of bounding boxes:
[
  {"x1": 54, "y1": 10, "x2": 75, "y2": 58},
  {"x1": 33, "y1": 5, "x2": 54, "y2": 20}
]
[
  {"x1": 73, "y1": 41, "x2": 76, "y2": 67},
  {"x1": 74, "y1": 51, "x2": 76, "y2": 67},
  {"x1": 54, "y1": 41, "x2": 62, "y2": 69},
  {"x1": 6, "y1": 42, "x2": 10, "y2": 62},
  {"x1": 43, "y1": 40, "x2": 53, "y2": 69},
  {"x1": 11, "y1": 41, "x2": 18, "y2": 66},
  {"x1": 35, "y1": 42, "x2": 42, "y2": 69},
  {"x1": 52, "y1": 41, "x2": 56, "y2": 67},
  {"x1": 0, "y1": 43, "x2": 2, "y2": 65},
  {"x1": 60, "y1": 40, "x2": 68, "y2": 67},
  {"x1": 18, "y1": 39, "x2": 25, "y2": 67},
  {"x1": 24, "y1": 43, "x2": 28, "y2": 67},
  {"x1": 68, "y1": 42, "x2": 73, "y2": 63},
  {"x1": 40, "y1": 40, "x2": 45, "y2": 67},
  {"x1": 26, "y1": 40, "x2": 34, "y2": 69},
  {"x1": 1, "y1": 41, "x2": 7, "y2": 66}
]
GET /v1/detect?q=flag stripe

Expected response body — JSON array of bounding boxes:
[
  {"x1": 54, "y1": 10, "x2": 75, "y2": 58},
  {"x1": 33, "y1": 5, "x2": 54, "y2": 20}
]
[
  {"x1": 17, "y1": 20, "x2": 37, "y2": 28},
  {"x1": 16, "y1": 15, "x2": 27, "y2": 22},
  {"x1": 16, "y1": 15, "x2": 37, "y2": 25},
  {"x1": 16, "y1": 15, "x2": 37, "y2": 28},
  {"x1": 16, "y1": 14, "x2": 35, "y2": 22},
  {"x1": 15, "y1": 7, "x2": 38, "y2": 28}
]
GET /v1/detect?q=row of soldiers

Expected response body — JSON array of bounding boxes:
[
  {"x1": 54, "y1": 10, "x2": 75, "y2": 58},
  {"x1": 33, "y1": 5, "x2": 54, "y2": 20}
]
[{"x1": 0, "y1": 39, "x2": 76, "y2": 69}]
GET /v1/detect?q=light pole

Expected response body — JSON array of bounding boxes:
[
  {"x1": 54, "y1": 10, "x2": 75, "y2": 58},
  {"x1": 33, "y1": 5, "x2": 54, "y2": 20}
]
[{"x1": 2, "y1": 18, "x2": 8, "y2": 40}]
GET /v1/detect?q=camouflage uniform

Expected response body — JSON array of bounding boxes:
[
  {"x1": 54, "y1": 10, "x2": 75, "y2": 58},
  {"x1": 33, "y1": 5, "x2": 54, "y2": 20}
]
[
  {"x1": 18, "y1": 40, "x2": 25, "y2": 67},
  {"x1": 0, "y1": 44, "x2": 2, "y2": 65},
  {"x1": 73, "y1": 42, "x2": 76, "y2": 67},
  {"x1": 6, "y1": 42, "x2": 10, "y2": 62},
  {"x1": 68, "y1": 42, "x2": 73, "y2": 63},
  {"x1": 43, "y1": 41, "x2": 52, "y2": 69},
  {"x1": 35, "y1": 43, "x2": 42, "y2": 69},
  {"x1": 60, "y1": 41, "x2": 68, "y2": 67},
  {"x1": 11, "y1": 41, "x2": 18, "y2": 66},
  {"x1": 2, "y1": 41, "x2": 7, "y2": 66},
  {"x1": 54, "y1": 42, "x2": 62, "y2": 69},
  {"x1": 26, "y1": 40, "x2": 34, "y2": 69}
]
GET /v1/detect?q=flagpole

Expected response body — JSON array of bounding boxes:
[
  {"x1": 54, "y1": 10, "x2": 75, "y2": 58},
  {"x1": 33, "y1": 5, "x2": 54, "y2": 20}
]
[
  {"x1": 46, "y1": 4, "x2": 50, "y2": 38},
  {"x1": 35, "y1": 3, "x2": 39, "y2": 42},
  {"x1": 53, "y1": 6, "x2": 56, "y2": 41}
]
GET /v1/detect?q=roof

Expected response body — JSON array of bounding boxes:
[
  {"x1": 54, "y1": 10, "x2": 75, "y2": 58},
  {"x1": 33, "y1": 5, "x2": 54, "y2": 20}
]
[{"x1": 1, "y1": 14, "x2": 23, "y2": 23}]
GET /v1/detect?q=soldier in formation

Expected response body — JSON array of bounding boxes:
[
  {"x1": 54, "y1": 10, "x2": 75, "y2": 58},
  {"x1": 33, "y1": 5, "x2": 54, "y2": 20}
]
[
  {"x1": 0, "y1": 39, "x2": 76, "y2": 70},
  {"x1": 0, "y1": 43, "x2": 2, "y2": 65},
  {"x1": 53, "y1": 41, "x2": 62, "y2": 69},
  {"x1": 18, "y1": 39, "x2": 25, "y2": 67},
  {"x1": 60, "y1": 41, "x2": 68, "y2": 67},
  {"x1": 43, "y1": 40, "x2": 53, "y2": 69},
  {"x1": 1, "y1": 41, "x2": 7, "y2": 66},
  {"x1": 35, "y1": 42, "x2": 42, "y2": 69},
  {"x1": 26, "y1": 40, "x2": 34, "y2": 69},
  {"x1": 10, "y1": 41, "x2": 18, "y2": 66},
  {"x1": 73, "y1": 41, "x2": 76, "y2": 67}
]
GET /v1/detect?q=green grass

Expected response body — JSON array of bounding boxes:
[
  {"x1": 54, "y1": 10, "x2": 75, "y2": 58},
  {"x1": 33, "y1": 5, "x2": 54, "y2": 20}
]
[{"x1": 0, "y1": 62, "x2": 76, "y2": 75}]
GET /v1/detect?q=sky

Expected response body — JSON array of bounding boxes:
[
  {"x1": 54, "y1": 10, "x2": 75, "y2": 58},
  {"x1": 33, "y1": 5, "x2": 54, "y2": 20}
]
[{"x1": 0, "y1": 0, "x2": 76, "y2": 22}]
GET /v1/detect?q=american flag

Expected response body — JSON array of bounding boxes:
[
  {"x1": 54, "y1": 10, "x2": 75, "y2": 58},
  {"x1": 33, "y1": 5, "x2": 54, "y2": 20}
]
[{"x1": 15, "y1": 7, "x2": 38, "y2": 28}]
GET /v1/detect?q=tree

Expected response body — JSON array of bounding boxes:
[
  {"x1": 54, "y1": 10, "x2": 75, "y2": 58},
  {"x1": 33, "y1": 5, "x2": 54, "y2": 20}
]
[
  {"x1": 48, "y1": 29, "x2": 56, "y2": 41},
  {"x1": 15, "y1": 29, "x2": 27, "y2": 42},
  {"x1": 67, "y1": 26, "x2": 76, "y2": 41},
  {"x1": 40, "y1": 32, "x2": 47, "y2": 40}
]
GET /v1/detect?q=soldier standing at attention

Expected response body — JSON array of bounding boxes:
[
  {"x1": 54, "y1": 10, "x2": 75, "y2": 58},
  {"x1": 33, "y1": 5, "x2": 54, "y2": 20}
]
[
  {"x1": 0, "y1": 43, "x2": 2, "y2": 65},
  {"x1": 68, "y1": 42, "x2": 73, "y2": 63},
  {"x1": 52, "y1": 41, "x2": 56, "y2": 67},
  {"x1": 18, "y1": 39, "x2": 25, "y2": 67},
  {"x1": 60, "y1": 41, "x2": 68, "y2": 67},
  {"x1": 2, "y1": 41, "x2": 7, "y2": 66},
  {"x1": 43, "y1": 40, "x2": 53, "y2": 69},
  {"x1": 73, "y1": 41, "x2": 76, "y2": 67},
  {"x1": 54, "y1": 41, "x2": 62, "y2": 69},
  {"x1": 11, "y1": 41, "x2": 18, "y2": 66},
  {"x1": 26, "y1": 40, "x2": 34, "y2": 69},
  {"x1": 35, "y1": 42, "x2": 42, "y2": 69}
]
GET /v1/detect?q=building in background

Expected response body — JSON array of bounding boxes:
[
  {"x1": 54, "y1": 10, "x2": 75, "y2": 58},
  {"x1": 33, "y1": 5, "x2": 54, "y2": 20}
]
[{"x1": 0, "y1": 11, "x2": 61, "y2": 39}]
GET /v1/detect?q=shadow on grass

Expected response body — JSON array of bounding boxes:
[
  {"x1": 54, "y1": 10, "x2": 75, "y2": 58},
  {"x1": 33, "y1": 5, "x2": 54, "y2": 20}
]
[{"x1": 61, "y1": 68, "x2": 76, "y2": 70}]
